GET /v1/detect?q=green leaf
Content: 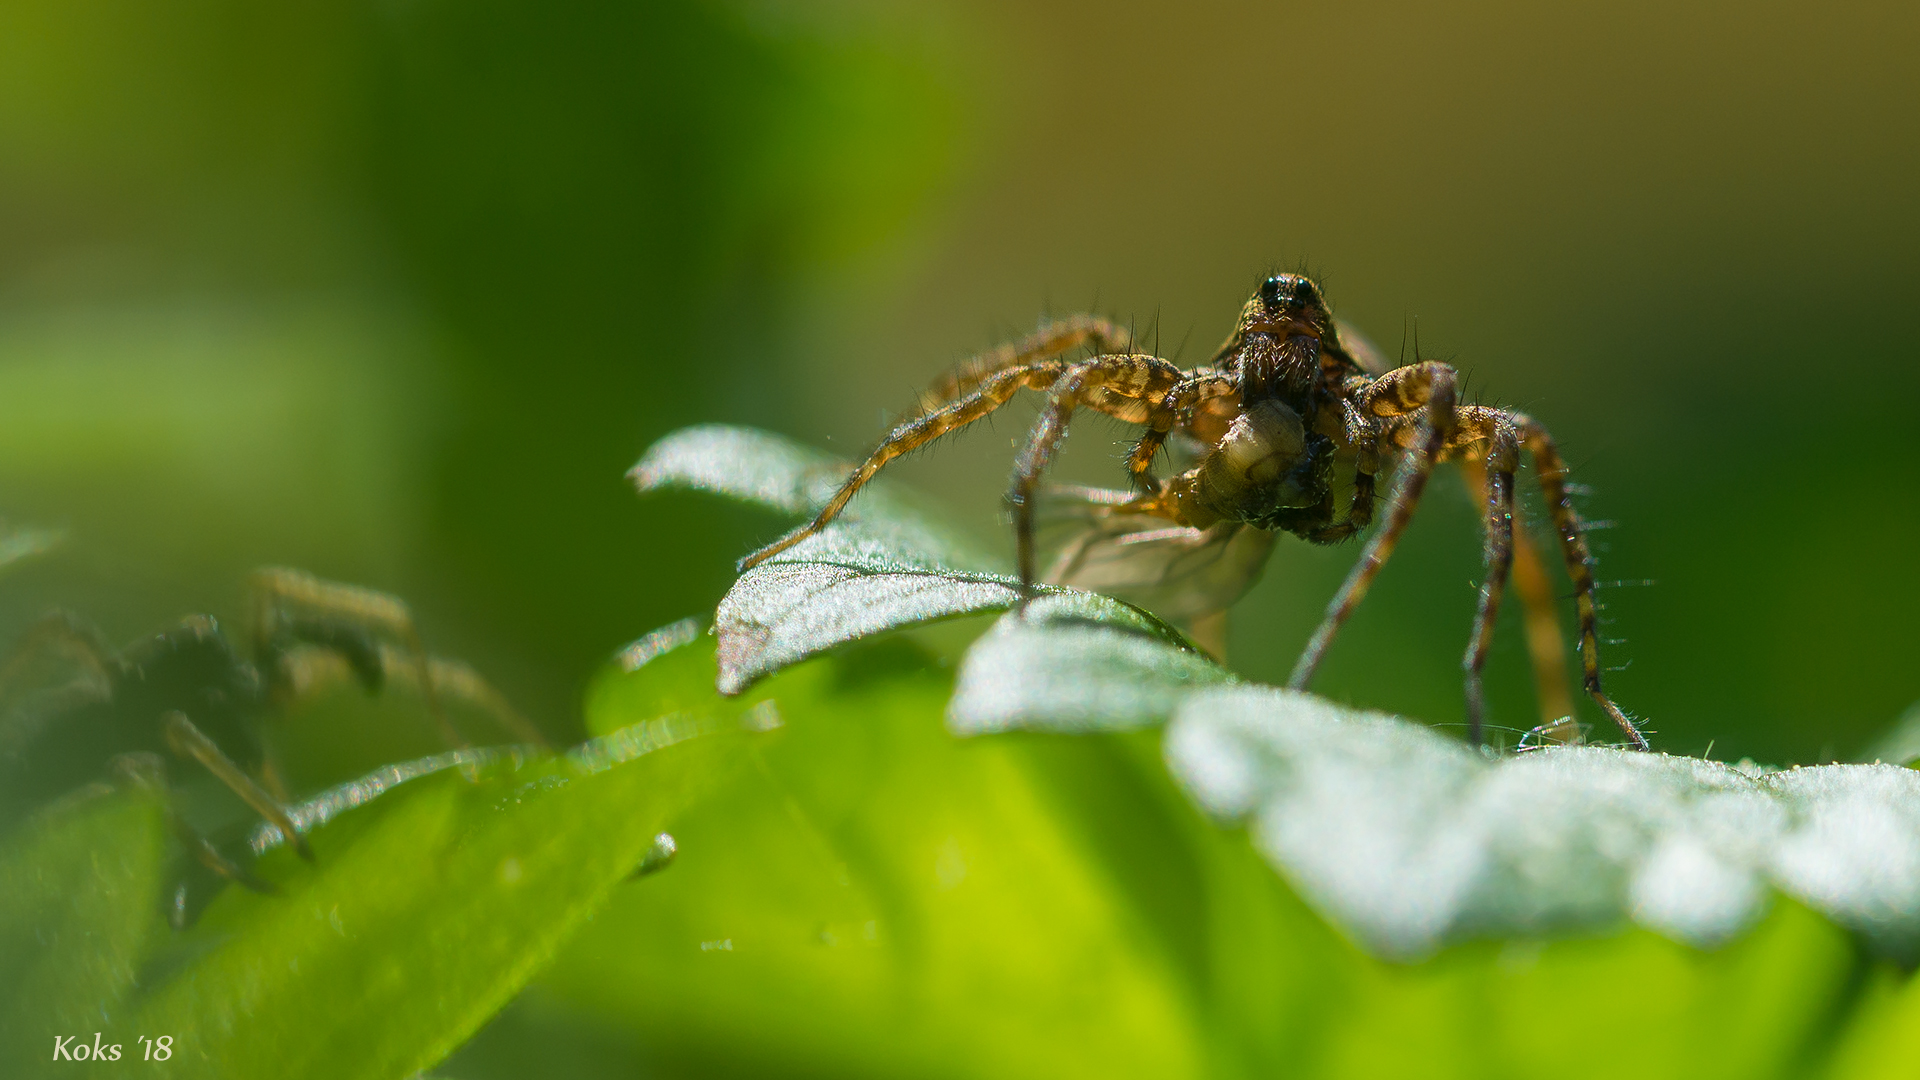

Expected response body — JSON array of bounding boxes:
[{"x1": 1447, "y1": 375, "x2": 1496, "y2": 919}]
[
  {"x1": 0, "y1": 784, "x2": 168, "y2": 1078},
  {"x1": 1165, "y1": 685, "x2": 1920, "y2": 962},
  {"x1": 544, "y1": 629, "x2": 1220, "y2": 1080},
  {"x1": 525, "y1": 617, "x2": 1882, "y2": 1080},
  {"x1": 113, "y1": 722, "x2": 719, "y2": 1080},
  {"x1": 600, "y1": 425, "x2": 1920, "y2": 1079},
  {"x1": 949, "y1": 596, "x2": 1234, "y2": 735}
]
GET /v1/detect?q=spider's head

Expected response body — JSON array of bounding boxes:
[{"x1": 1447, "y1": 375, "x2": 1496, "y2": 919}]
[
  {"x1": 1221, "y1": 274, "x2": 1338, "y2": 401},
  {"x1": 1242, "y1": 274, "x2": 1333, "y2": 340}
]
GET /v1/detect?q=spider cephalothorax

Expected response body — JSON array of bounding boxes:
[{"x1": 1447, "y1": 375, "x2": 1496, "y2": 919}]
[{"x1": 741, "y1": 274, "x2": 1648, "y2": 750}]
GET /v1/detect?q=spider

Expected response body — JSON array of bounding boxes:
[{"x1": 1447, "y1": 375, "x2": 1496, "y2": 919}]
[
  {"x1": 739, "y1": 274, "x2": 1648, "y2": 750},
  {"x1": 0, "y1": 567, "x2": 544, "y2": 922}
]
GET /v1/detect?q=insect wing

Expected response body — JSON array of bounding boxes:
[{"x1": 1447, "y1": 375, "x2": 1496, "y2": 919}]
[{"x1": 1041, "y1": 501, "x2": 1276, "y2": 622}]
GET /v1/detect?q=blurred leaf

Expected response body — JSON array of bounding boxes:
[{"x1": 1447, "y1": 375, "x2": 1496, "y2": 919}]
[
  {"x1": 0, "y1": 784, "x2": 167, "y2": 1078},
  {"x1": 0, "y1": 522, "x2": 62, "y2": 579},
  {"x1": 1858, "y1": 699, "x2": 1920, "y2": 767},
  {"x1": 1824, "y1": 954, "x2": 1920, "y2": 1080},
  {"x1": 544, "y1": 628, "x2": 1217, "y2": 1080},
  {"x1": 115, "y1": 722, "x2": 719, "y2": 1080}
]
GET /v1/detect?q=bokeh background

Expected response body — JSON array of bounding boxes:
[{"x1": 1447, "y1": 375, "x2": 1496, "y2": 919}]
[{"x1": 2, "y1": 0, "x2": 1916, "y2": 771}]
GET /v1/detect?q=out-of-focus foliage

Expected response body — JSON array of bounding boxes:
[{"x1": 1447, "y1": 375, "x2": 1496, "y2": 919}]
[
  {"x1": 0, "y1": 0, "x2": 961, "y2": 742},
  {"x1": 0, "y1": 720, "x2": 716, "y2": 1079}
]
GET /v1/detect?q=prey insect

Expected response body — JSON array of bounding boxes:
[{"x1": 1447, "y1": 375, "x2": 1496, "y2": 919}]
[
  {"x1": 740, "y1": 274, "x2": 1648, "y2": 750},
  {"x1": 0, "y1": 568, "x2": 544, "y2": 922}
]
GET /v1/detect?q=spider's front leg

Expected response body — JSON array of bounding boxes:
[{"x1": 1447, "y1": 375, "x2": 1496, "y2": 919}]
[
  {"x1": 161, "y1": 709, "x2": 314, "y2": 862},
  {"x1": 251, "y1": 568, "x2": 547, "y2": 749},
  {"x1": 1452, "y1": 409, "x2": 1522, "y2": 747},
  {"x1": 917, "y1": 315, "x2": 1130, "y2": 416},
  {"x1": 741, "y1": 363, "x2": 1069, "y2": 570},
  {"x1": 1302, "y1": 391, "x2": 1384, "y2": 544},
  {"x1": 1288, "y1": 361, "x2": 1460, "y2": 692},
  {"x1": 1121, "y1": 373, "x2": 1236, "y2": 491},
  {"x1": 1008, "y1": 355, "x2": 1186, "y2": 590},
  {"x1": 110, "y1": 751, "x2": 280, "y2": 924}
]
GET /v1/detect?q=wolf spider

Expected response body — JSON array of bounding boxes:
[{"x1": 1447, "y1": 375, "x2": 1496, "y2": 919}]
[
  {"x1": 741, "y1": 274, "x2": 1647, "y2": 750},
  {"x1": 0, "y1": 568, "x2": 544, "y2": 920}
]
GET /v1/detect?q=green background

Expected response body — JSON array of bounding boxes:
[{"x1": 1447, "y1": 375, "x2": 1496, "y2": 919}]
[{"x1": 2, "y1": 0, "x2": 1915, "y2": 763}]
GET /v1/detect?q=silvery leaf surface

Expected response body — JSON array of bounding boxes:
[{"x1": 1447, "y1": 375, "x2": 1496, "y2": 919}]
[
  {"x1": 949, "y1": 597, "x2": 1233, "y2": 735},
  {"x1": 1165, "y1": 685, "x2": 1920, "y2": 961}
]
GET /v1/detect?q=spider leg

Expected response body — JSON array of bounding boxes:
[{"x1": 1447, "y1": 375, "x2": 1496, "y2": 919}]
[
  {"x1": 111, "y1": 753, "x2": 277, "y2": 927},
  {"x1": 1123, "y1": 373, "x2": 1235, "y2": 490},
  {"x1": 742, "y1": 364, "x2": 1066, "y2": 570},
  {"x1": 1010, "y1": 355, "x2": 1186, "y2": 589},
  {"x1": 1513, "y1": 415, "x2": 1650, "y2": 750},
  {"x1": 917, "y1": 315, "x2": 1130, "y2": 415},
  {"x1": 1454, "y1": 454, "x2": 1575, "y2": 731},
  {"x1": 270, "y1": 643, "x2": 549, "y2": 749},
  {"x1": 1288, "y1": 362, "x2": 1459, "y2": 691},
  {"x1": 745, "y1": 353, "x2": 1180, "y2": 572},
  {"x1": 1452, "y1": 411, "x2": 1522, "y2": 747},
  {"x1": 250, "y1": 567, "x2": 461, "y2": 749},
  {"x1": 161, "y1": 709, "x2": 314, "y2": 862}
]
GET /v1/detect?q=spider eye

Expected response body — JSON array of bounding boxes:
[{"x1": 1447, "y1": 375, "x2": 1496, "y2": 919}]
[
  {"x1": 1290, "y1": 278, "x2": 1321, "y2": 308},
  {"x1": 1259, "y1": 276, "x2": 1285, "y2": 305}
]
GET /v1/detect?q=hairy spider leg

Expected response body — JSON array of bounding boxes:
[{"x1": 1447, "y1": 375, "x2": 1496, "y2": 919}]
[
  {"x1": 741, "y1": 356, "x2": 1176, "y2": 572},
  {"x1": 1451, "y1": 410, "x2": 1522, "y2": 747},
  {"x1": 1008, "y1": 355, "x2": 1186, "y2": 588},
  {"x1": 111, "y1": 752, "x2": 278, "y2": 919},
  {"x1": 249, "y1": 568, "x2": 460, "y2": 749},
  {"x1": 1288, "y1": 361, "x2": 1460, "y2": 693},
  {"x1": 1454, "y1": 455, "x2": 1576, "y2": 730},
  {"x1": 1123, "y1": 373, "x2": 1236, "y2": 489},
  {"x1": 1514, "y1": 416, "x2": 1650, "y2": 749},
  {"x1": 162, "y1": 709, "x2": 313, "y2": 862},
  {"x1": 743, "y1": 365, "x2": 1061, "y2": 569},
  {"x1": 917, "y1": 315, "x2": 1131, "y2": 416}
]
